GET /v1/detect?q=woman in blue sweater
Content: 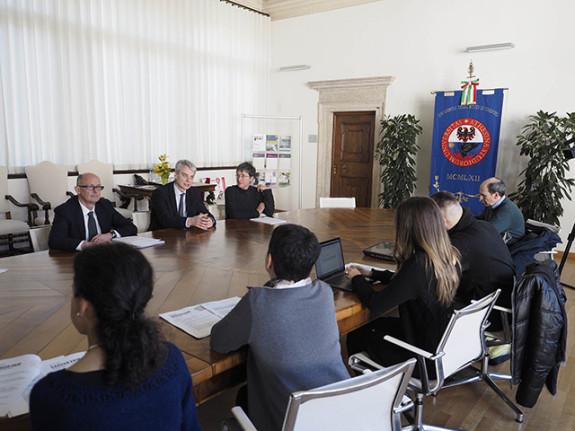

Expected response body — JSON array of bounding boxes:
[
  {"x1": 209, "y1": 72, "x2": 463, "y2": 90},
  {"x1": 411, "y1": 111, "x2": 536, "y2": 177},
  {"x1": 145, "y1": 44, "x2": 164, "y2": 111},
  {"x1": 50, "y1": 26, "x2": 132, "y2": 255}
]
[{"x1": 30, "y1": 243, "x2": 200, "y2": 431}]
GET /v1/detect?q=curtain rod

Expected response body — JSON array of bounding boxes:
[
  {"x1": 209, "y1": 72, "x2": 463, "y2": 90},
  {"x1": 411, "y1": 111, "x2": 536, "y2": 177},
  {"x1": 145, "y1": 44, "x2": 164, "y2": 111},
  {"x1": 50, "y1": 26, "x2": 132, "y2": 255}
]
[{"x1": 220, "y1": 0, "x2": 270, "y2": 17}]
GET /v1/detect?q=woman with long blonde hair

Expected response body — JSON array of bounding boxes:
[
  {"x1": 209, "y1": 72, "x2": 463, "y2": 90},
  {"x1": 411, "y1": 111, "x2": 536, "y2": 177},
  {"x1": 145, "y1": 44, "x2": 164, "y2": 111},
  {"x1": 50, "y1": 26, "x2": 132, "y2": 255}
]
[{"x1": 346, "y1": 196, "x2": 460, "y2": 372}]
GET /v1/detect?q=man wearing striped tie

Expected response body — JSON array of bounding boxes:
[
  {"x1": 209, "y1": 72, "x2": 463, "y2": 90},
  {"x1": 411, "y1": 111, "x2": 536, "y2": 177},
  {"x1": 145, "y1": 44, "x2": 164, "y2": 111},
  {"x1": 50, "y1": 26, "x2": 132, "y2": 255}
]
[
  {"x1": 48, "y1": 173, "x2": 137, "y2": 251},
  {"x1": 148, "y1": 159, "x2": 216, "y2": 231}
]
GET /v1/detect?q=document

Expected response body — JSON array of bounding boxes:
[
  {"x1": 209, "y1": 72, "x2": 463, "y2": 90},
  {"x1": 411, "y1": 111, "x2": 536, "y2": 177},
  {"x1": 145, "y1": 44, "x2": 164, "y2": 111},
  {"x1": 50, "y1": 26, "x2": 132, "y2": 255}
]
[
  {"x1": 113, "y1": 236, "x2": 165, "y2": 249},
  {"x1": 159, "y1": 297, "x2": 241, "y2": 339},
  {"x1": 0, "y1": 351, "x2": 84, "y2": 418},
  {"x1": 250, "y1": 215, "x2": 287, "y2": 225}
]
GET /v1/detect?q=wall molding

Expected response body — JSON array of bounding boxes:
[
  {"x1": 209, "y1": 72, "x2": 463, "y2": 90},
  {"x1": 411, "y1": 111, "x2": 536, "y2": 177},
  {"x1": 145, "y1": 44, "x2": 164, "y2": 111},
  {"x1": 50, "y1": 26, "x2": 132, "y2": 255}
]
[{"x1": 308, "y1": 76, "x2": 395, "y2": 208}]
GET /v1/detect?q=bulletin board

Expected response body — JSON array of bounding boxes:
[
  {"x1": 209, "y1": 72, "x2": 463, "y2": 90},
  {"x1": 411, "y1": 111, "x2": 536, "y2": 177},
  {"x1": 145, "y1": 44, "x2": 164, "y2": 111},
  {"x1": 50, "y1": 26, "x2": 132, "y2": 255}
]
[{"x1": 241, "y1": 115, "x2": 303, "y2": 210}]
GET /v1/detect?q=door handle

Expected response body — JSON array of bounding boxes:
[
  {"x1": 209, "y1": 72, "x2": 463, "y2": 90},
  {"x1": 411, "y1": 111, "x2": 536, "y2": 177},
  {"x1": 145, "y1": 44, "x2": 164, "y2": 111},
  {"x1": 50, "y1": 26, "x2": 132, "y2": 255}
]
[{"x1": 333, "y1": 165, "x2": 337, "y2": 176}]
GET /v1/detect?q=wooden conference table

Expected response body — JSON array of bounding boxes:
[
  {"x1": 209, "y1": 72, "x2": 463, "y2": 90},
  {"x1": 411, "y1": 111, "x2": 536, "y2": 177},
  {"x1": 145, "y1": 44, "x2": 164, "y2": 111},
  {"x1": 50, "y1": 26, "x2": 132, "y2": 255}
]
[{"x1": 0, "y1": 208, "x2": 396, "y2": 428}]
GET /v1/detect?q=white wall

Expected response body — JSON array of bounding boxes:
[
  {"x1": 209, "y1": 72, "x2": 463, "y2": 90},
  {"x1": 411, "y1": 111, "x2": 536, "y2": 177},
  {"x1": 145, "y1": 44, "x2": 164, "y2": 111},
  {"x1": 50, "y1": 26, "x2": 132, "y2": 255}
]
[{"x1": 270, "y1": 0, "x2": 575, "y2": 250}]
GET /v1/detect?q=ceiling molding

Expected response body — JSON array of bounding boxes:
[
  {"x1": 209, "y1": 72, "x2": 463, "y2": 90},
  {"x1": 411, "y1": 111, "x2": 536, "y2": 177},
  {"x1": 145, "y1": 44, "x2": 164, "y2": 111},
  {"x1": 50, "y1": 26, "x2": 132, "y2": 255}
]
[{"x1": 230, "y1": 0, "x2": 383, "y2": 21}]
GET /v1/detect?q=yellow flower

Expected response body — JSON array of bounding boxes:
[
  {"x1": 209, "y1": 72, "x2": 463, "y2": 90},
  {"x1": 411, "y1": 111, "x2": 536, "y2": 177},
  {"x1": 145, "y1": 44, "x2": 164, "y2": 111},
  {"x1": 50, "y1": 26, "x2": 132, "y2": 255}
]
[{"x1": 154, "y1": 154, "x2": 171, "y2": 178}]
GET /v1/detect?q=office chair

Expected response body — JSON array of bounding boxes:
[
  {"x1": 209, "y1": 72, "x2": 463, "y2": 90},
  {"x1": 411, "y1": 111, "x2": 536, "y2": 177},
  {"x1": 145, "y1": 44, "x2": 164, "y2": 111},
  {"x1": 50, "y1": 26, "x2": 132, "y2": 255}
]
[
  {"x1": 222, "y1": 357, "x2": 416, "y2": 431},
  {"x1": 350, "y1": 290, "x2": 523, "y2": 431}
]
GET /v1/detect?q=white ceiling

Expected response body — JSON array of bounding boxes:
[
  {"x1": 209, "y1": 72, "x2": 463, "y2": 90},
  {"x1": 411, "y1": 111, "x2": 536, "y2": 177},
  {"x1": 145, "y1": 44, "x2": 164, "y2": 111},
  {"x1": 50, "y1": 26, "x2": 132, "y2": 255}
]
[{"x1": 234, "y1": 0, "x2": 383, "y2": 20}]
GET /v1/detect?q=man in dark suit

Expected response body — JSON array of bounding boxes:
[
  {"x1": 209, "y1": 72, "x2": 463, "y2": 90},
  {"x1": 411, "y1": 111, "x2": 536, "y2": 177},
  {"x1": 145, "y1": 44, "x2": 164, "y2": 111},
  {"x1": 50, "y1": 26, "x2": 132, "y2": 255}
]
[
  {"x1": 48, "y1": 173, "x2": 137, "y2": 251},
  {"x1": 148, "y1": 159, "x2": 216, "y2": 231}
]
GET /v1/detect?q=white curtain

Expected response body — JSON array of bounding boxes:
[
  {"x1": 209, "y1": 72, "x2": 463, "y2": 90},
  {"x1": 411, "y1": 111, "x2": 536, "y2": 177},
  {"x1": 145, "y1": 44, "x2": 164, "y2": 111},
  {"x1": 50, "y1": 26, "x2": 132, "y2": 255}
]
[{"x1": 0, "y1": 0, "x2": 270, "y2": 172}]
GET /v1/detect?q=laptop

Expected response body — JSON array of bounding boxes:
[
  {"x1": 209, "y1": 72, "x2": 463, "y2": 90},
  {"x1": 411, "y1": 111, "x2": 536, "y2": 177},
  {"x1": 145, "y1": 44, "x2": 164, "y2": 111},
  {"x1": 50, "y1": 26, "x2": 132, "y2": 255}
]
[
  {"x1": 362, "y1": 241, "x2": 395, "y2": 261},
  {"x1": 315, "y1": 238, "x2": 353, "y2": 291}
]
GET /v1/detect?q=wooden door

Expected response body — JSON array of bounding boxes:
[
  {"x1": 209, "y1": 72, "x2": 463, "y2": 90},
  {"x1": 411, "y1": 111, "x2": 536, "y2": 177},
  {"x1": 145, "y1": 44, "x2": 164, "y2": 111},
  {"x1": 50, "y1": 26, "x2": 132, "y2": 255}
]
[{"x1": 331, "y1": 111, "x2": 375, "y2": 207}]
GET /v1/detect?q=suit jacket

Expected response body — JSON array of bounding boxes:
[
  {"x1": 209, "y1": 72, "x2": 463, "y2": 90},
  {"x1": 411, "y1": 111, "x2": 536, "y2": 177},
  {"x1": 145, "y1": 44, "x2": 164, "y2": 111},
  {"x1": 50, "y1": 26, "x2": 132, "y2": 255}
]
[
  {"x1": 148, "y1": 182, "x2": 216, "y2": 231},
  {"x1": 48, "y1": 196, "x2": 137, "y2": 252}
]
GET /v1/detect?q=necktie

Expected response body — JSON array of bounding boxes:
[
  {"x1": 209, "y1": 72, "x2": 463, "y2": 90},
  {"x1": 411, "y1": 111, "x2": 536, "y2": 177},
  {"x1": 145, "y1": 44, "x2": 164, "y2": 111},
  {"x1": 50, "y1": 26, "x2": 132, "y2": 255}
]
[
  {"x1": 87, "y1": 211, "x2": 97, "y2": 241},
  {"x1": 179, "y1": 193, "x2": 185, "y2": 217}
]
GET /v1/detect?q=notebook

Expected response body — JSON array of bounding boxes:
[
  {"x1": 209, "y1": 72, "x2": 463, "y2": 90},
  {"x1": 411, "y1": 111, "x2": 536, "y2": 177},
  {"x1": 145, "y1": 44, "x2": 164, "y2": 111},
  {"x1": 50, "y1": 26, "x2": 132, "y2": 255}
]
[
  {"x1": 362, "y1": 241, "x2": 395, "y2": 261},
  {"x1": 315, "y1": 238, "x2": 353, "y2": 291}
]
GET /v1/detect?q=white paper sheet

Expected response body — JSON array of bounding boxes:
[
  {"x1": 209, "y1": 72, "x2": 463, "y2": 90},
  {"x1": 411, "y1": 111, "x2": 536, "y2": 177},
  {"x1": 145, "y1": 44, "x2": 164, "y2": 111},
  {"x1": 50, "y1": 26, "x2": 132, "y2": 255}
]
[{"x1": 159, "y1": 297, "x2": 241, "y2": 339}]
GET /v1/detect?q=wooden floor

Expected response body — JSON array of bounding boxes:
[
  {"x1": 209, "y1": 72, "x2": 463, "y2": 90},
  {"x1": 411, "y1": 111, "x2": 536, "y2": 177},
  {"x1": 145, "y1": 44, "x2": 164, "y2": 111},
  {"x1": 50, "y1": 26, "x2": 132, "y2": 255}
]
[{"x1": 197, "y1": 258, "x2": 575, "y2": 430}]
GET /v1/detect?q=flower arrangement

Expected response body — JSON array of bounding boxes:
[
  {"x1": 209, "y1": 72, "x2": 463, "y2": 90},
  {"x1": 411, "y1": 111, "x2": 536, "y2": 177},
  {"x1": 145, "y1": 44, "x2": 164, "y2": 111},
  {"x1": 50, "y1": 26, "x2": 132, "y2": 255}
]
[{"x1": 153, "y1": 154, "x2": 172, "y2": 185}]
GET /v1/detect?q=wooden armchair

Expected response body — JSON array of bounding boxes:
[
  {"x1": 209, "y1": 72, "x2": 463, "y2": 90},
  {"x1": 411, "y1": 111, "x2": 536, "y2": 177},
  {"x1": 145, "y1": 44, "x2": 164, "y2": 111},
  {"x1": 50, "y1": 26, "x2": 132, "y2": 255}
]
[
  {"x1": 77, "y1": 160, "x2": 135, "y2": 219},
  {"x1": 0, "y1": 166, "x2": 37, "y2": 255},
  {"x1": 25, "y1": 161, "x2": 71, "y2": 225}
]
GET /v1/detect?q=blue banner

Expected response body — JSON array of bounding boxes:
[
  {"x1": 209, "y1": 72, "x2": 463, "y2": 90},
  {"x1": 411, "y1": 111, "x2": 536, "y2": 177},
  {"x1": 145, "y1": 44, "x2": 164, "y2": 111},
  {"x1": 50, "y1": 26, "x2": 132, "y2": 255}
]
[{"x1": 429, "y1": 89, "x2": 505, "y2": 214}]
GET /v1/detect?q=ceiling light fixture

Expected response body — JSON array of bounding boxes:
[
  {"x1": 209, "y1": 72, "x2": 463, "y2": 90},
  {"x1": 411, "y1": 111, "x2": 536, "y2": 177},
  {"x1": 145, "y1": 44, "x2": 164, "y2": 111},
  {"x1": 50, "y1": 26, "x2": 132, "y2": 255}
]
[
  {"x1": 466, "y1": 42, "x2": 515, "y2": 53},
  {"x1": 279, "y1": 64, "x2": 311, "y2": 72}
]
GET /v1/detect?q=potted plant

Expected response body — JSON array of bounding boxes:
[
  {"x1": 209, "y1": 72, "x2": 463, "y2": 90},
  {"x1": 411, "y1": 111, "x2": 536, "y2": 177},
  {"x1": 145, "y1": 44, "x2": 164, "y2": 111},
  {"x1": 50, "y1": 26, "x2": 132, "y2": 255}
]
[
  {"x1": 153, "y1": 154, "x2": 172, "y2": 185},
  {"x1": 376, "y1": 114, "x2": 422, "y2": 208},
  {"x1": 508, "y1": 111, "x2": 575, "y2": 226}
]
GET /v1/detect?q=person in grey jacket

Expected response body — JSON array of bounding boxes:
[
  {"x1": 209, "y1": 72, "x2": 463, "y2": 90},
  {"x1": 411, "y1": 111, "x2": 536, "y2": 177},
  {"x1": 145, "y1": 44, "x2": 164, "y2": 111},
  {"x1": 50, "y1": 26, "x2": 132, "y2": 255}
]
[{"x1": 210, "y1": 224, "x2": 350, "y2": 431}]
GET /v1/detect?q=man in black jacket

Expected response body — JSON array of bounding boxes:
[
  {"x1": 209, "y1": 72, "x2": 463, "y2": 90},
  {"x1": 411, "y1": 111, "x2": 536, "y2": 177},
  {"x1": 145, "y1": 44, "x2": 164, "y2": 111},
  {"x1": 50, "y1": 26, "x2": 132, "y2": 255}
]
[
  {"x1": 148, "y1": 159, "x2": 216, "y2": 231},
  {"x1": 49, "y1": 173, "x2": 137, "y2": 251},
  {"x1": 431, "y1": 191, "x2": 515, "y2": 316}
]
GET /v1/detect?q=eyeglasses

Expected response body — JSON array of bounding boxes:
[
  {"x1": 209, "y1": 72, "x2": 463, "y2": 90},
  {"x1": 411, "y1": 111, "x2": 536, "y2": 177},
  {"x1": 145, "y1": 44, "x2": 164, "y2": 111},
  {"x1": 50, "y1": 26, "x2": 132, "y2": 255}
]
[
  {"x1": 77, "y1": 185, "x2": 104, "y2": 191},
  {"x1": 236, "y1": 174, "x2": 251, "y2": 179}
]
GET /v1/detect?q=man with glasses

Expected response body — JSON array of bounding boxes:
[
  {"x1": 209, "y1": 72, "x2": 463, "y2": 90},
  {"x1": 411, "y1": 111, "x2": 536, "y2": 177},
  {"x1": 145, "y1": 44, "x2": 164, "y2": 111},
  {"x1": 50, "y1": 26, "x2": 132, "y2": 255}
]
[
  {"x1": 148, "y1": 159, "x2": 216, "y2": 231},
  {"x1": 48, "y1": 173, "x2": 137, "y2": 251},
  {"x1": 225, "y1": 162, "x2": 274, "y2": 219}
]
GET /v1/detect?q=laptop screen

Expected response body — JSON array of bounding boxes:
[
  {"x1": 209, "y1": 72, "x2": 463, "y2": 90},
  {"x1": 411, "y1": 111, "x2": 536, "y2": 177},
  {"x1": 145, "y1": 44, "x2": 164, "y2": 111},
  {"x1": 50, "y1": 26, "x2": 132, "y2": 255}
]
[{"x1": 315, "y1": 238, "x2": 345, "y2": 279}]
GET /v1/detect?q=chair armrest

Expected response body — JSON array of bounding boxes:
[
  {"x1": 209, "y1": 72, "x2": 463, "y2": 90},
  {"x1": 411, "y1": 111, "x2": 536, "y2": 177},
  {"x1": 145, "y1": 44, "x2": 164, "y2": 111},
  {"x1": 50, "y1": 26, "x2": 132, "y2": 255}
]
[
  {"x1": 384, "y1": 335, "x2": 443, "y2": 360},
  {"x1": 5, "y1": 195, "x2": 39, "y2": 211},
  {"x1": 349, "y1": 352, "x2": 386, "y2": 373},
  {"x1": 30, "y1": 193, "x2": 51, "y2": 209},
  {"x1": 493, "y1": 304, "x2": 512, "y2": 314},
  {"x1": 231, "y1": 406, "x2": 257, "y2": 431},
  {"x1": 30, "y1": 193, "x2": 52, "y2": 225},
  {"x1": 113, "y1": 187, "x2": 144, "y2": 201},
  {"x1": 470, "y1": 298, "x2": 511, "y2": 315},
  {"x1": 394, "y1": 394, "x2": 415, "y2": 415},
  {"x1": 5, "y1": 195, "x2": 39, "y2": 227}
]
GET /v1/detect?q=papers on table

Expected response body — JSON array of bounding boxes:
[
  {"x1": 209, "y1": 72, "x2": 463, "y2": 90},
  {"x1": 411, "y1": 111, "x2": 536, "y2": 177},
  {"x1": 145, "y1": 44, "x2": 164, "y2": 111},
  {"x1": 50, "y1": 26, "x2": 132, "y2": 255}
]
[
  {"x1": 113, "y1": 236, "x2": 165, "y2": 249},
  {"x1": 159, "y1": 297, "x2": 241, "y2": 339},
  {"x1": 345, "y1": 262, "x2": 393, "y2": 274},
  {"x1": 0, "y1": 351, "x2": 85, "y2": 418},
  {"x1": 250, "y1": 215, "x2": 287, "y2": 225}
]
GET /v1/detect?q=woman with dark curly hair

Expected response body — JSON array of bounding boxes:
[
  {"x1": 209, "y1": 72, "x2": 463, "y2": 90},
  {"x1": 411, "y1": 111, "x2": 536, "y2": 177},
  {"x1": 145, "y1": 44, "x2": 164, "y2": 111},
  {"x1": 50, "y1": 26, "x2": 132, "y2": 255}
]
[{"x1": 30, "y1": 242, "x2": 200, "y2": 431}]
